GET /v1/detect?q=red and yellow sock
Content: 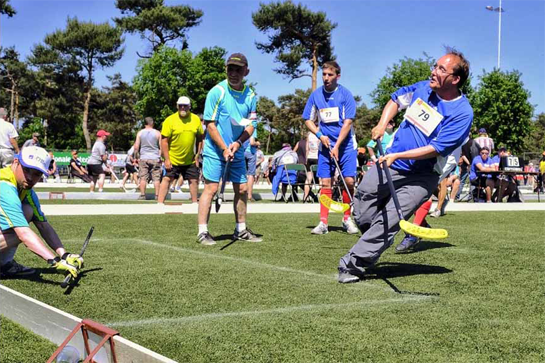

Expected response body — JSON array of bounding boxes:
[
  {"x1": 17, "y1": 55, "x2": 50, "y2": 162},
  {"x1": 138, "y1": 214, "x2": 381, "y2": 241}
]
[
  {"x1": 320, "y1": 188, "x2": 331, "y2": 224},
  {"x1": 413, "y1": 200, "x2": 432, "y2": 226},
  {"x1": 342, "y1": 189, "x2": 351, "y2": 221}
]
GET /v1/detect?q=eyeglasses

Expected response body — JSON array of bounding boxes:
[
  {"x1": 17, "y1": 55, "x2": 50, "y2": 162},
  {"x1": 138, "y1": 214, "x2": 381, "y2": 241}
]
[
  {"x1": 480, "y1": 152, "x2": 489, "y2": 155},
  {"x1": 430, "y1": 64, "x2": 455, "y2": 76}
]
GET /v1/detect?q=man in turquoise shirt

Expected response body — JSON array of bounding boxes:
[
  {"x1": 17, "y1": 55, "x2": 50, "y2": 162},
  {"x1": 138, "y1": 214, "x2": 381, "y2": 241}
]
[
  {"x1": 197, "y1": 53, "x2": 262, "y2": 246},
  {"x1": 0, "y1": 146, "x2": 82, "y2": 278}
]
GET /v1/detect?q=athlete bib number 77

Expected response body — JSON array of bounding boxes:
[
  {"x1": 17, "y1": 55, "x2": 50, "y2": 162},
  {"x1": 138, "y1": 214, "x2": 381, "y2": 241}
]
[{"x1": 404, "y1": 98, "x2": 443, "y2": 136}]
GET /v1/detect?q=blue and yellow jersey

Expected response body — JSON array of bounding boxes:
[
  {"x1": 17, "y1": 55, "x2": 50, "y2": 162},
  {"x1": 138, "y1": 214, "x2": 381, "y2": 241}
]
[
  {"x1": 203, "y1": 80, "x2": 257, "y2": 161},
  {"x1": 0, "y1": 166, "x2": 46, "y2": 230}
]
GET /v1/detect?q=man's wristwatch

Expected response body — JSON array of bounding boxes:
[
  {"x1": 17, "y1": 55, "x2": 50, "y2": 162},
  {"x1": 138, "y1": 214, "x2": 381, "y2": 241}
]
[{"x1": 235, "y1": 140, "x2": 243, "y2": 147}]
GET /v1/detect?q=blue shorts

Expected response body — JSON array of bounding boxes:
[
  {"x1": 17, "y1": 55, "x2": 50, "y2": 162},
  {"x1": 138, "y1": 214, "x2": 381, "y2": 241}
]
[
  {"x1": 244, "y1": 151, "x2": 257, "y2": 176},
  {"x1": 202, "y1": 155, "x2": 247, "y2": 184},
  {"x1": 317, "y1": 146, "x2": 357, "y2": 179}
]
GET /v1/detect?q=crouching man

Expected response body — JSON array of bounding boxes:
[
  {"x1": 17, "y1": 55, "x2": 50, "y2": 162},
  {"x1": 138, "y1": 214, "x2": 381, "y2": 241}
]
[{"x1": 0, "y1": 146, "x2": 82, "y2": 279}]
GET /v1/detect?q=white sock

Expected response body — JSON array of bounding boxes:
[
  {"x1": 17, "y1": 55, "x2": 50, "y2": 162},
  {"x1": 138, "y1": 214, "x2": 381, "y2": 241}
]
[
  {"x1": 198, "y1": 224, "x2": 208, "y2": 235},
  {"x1": 98, "y1": 188, "x2": 103, "y2": 192},
  {"x1": 236, "y1": 222, "x2": 246, "y2": 232}
]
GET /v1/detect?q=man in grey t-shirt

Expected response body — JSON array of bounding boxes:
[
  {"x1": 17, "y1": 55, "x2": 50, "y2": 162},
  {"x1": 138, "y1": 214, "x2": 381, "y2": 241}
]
[
  {"x1": 133, "y1": 117, "x2": 162, "y2": 200},
  {"x1": 22, "y1": 133, "x2": 40, "y2": 148},
  {"x1": 87, "y1": 129, "x2": 110, "y2": 193}
]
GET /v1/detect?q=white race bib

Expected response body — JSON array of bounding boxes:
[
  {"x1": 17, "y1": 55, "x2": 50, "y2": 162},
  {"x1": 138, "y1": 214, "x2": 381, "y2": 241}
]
[
  {"x1": 404, "y1": 98, "x2": 443, "y2": 136},
  {"x1": 319, "y1": 107, "x2": 340, "y2": 123}
]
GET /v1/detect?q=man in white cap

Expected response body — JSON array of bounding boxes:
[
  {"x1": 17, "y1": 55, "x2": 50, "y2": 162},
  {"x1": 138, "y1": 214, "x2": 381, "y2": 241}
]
[
  {"x1": 157, "y1": 96, "x2": 203, "y2": 203},
  {"x1": 87, "y1": 129, "x2": 111, "y2": 193},
  {"x1": 0, "y1": 107, "x2": 19, "y2": 167},
  {"x1": 0, "y1": 146, "x2": 83, "y2": 279}
]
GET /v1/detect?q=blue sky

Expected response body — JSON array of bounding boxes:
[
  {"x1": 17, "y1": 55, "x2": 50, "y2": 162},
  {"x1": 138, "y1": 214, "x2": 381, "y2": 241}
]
[{"x1": 2, "y1": 0, "x2": 544, "y2": 115}]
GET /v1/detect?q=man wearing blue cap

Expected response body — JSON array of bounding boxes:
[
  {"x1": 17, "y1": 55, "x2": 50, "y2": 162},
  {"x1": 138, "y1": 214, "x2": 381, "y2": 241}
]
[{"x1": 0, "y1": 146, "x2": 83, "y2": 279}]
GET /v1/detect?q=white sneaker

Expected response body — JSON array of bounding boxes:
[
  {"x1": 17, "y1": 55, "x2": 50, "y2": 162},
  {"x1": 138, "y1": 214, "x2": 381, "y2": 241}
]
[
  {"x1": 430, "y1": 209, "x2": 441, "y2": 218},
  {"x1": 311, "y1": 222, "x2": 329, "y2": 235},
  {"x1": 342, "y1": 217, "x2": 360, "y2": 234}
]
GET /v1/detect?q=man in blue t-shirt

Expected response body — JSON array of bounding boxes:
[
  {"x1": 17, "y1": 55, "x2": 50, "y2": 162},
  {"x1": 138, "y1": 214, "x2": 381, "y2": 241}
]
[
  {"x1": 302, "y1": 61, "x2": 359, "y2": 235},
  {"x1": 197, "y1": 53, "x2": 262, "y2": 246},
  {"x1": 470, "y1": 147, "x2": 498, "y2": 202},
  {"x1": 338, "y1": 48, "x2": 474, "y2": 283}
]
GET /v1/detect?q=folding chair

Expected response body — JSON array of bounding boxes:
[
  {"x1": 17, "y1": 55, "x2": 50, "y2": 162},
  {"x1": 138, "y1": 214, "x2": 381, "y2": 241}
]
[{"x1": 283, "y1": 164, "x2": 307, "y2": 203}]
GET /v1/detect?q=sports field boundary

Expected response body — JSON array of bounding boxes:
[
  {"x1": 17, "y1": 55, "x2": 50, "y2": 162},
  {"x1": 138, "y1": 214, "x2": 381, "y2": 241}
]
[
  {"x1": 0, "y1": 284, "x2": 177, "y2": 363},
  {"x1": 39, "y1": 201, "x2": 545, "y2": 216}
]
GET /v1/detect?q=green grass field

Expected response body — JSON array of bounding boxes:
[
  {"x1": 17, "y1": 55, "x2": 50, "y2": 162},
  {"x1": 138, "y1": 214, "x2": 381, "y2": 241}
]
[{"x1": 1, "y1": 211, "x2": 544, "y2": 363}]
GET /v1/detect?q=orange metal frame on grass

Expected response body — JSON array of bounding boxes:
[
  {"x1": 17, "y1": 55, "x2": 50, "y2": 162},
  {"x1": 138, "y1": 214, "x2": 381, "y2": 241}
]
[{"x1": 47, "y1": 319, "x2": 119, "y2": 363}]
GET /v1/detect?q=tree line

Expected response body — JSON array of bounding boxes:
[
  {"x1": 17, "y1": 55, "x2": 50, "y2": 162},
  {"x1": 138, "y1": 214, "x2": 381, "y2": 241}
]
[{"x1": 0, "y1": 0, "x2": 542, "y2": 155}]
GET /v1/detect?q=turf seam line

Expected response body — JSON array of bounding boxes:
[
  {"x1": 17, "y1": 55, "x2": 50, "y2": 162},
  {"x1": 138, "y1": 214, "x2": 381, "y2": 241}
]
[
  {"x1": 107, "y1": 295, "x2": 434, "y2": 328},
  {"x1": 129, "y1": 238, "x2": 391, "y2": 292}
]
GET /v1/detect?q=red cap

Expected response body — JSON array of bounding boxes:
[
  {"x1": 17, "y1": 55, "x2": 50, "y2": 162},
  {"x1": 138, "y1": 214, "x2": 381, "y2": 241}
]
[{"x1": 97, "y1": 130, "x2": 110, "y2": 137}]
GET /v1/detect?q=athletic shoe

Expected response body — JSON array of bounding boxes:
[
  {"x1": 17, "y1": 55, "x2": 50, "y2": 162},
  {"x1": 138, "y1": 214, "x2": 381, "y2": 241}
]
[
  {"x1": 395, "y1": 235, "x2": 421, "y2": 253},
  {"x1": 233, "y1": 228, "x2": 263, "y2": 242},
  {"x1": 197, "y1": 232, "x2": 216, "y2": 246},
  {"x1": 170, "y1": 187, "x2": 175, "y2": 193},
  {"x1": 0, "y1": 260, "x2": 36, "y2": 278},
  {"x1": 337, "y1": 268, "x2": 365, "y2": 283},
  {"x1": 429, "y1": 209, "x2": 441, "y2": 218},
  {"x1": 311, "y1": 222, "x2": 329, "y2": 235},
  {"x1": 342, "y1": 218, "x2": 359, "y2": 234},
  {"x1": 138, "y1": 195, "x2": 146, "y2": 200}
]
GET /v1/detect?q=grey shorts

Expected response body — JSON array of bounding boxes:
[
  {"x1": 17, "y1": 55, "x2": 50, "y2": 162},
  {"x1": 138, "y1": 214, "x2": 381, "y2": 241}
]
[{"x1": 138, "y1": 159, "x2": 162, "y2": 182}]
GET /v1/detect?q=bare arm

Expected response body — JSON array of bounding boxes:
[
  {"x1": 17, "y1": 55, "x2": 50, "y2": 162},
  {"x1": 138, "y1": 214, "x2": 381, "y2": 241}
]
[
  {"x1": 161, "y1": 136, "x2": 171, "y2": 169},
  {"x1": 195, "y1": 134, "x2": 203, "y2": 167},
  {"x1": 70, "y1": 161, "x2": 84, "y2": 174},
  {"x1": 476, "y1": 163, "x2": 496, "y2": 173},
  {"x1": 13, "y1": 226, "x2": 57, "y2": 261},
  {"x1": 331, "y1": 119, "x2": 353, "y2": 159},
  {"x1": 367, "y1": 147, "x2": 377, "y2": 161},
  {"x1": 133, "y1": 131, "x2": 142, "y2": 154},
  {"x1": 305, "y1": 119, "x2": 330, "y2": 148},
  {"x1": 49, "y1": 161, "x2": 57, "y2": 175},
  {"x1": 157, "y1": 130, "x2": 162, "y2": 158},
  {"x1": 380, "y1": 145, "x2": 439, "y2": 168},
  {"x1": 371, "y1": 100, "x2": 399, "y2": 141},
  {"x1": 10, "y1": 138, "x2": 19, "y2": 154}
]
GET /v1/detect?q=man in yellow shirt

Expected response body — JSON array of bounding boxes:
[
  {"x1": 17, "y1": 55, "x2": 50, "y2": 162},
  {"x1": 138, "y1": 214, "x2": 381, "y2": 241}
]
[{"x1": 157, "y1": 96, "x2": 204, "y2": 203}]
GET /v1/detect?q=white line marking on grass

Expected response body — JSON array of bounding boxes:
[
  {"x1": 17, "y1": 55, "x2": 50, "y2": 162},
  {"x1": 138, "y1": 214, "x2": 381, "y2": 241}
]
[
  {"x1": 129, "y1": 239, "x2": 389, "y2": 291},
  {"x1": 62, "y1": 238, "x2": 103, "y2": 244},
  {"x1": 107, "y1": 295, "x2": 434, "y2": 328}
]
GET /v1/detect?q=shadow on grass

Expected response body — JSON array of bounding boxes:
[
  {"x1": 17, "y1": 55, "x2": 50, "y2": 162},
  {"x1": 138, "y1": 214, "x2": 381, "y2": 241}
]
[
  {"x1": 367, "y1": 261, "x2": 452, "y2": 279},
  {"x1": 365, "y1": 262, "x2": 451, "y2": 296},
  {"x1": 304, "y1": 225, "x2": 353, "y2": 233},
  {"x1": 219, "y1": 231, "x2": 265, "y2": 251},
  {"x1": 63, "y1": 267, "x2": 103, "y2": 295},
  {"x1": 398, "y1": 240, "x2": 455, "y2": 254}
]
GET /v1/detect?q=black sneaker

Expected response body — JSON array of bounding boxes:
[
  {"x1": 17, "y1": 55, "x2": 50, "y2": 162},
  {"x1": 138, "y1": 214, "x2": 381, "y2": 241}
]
[
  {"x1": 0, "y1": 260, "x2": 36, "y2": 278},
  {"x1": 337, "y1": 268, "x2": 365, "y2": 283},
  {"x1": 233, "y1": 228, "x2": 263, "y2": 242},
  {"x1": 197, "y1": 232, "x2": 216, "y2": 246}
]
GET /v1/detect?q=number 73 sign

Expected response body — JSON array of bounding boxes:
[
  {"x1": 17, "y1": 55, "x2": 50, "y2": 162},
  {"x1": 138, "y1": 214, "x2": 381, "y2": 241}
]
[{"x1": 404, "y1": 98, "x2": 444, "y2": 136}]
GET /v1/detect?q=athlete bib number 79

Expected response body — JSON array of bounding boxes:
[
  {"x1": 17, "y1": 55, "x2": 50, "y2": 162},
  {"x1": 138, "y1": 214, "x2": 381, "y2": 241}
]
[{"x1": 404, "y1": 98, "x2": 443, "y2": 136}]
